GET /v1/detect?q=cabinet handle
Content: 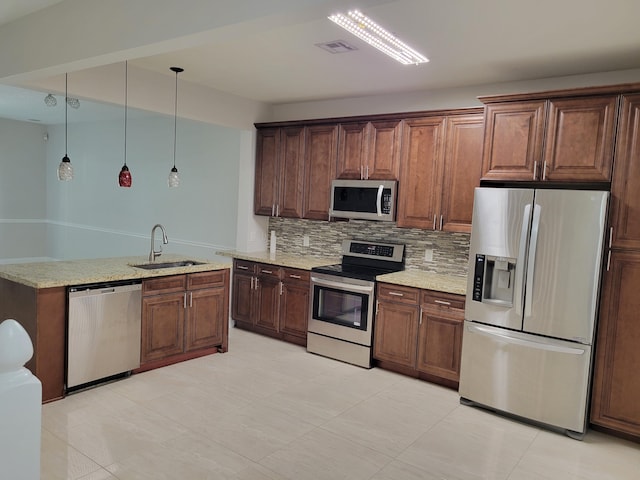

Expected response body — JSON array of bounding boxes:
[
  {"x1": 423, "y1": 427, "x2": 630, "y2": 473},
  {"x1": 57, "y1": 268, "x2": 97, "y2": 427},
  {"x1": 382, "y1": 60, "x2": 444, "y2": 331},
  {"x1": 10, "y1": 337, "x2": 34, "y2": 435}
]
[
  {"x1": 434, "y1": 299, "x2": 451, "y2": 306},
  {"x1": 289, "y1": 274, "x2": 301, "y2": 279},
  {"x1": 360, "y1": 165, "x2": 364, "y2": 180},
  {"x1": 271, "y1": 204, "x2": 275, "y2": 216},
  {"x1": 365, "y1": 165, "x2": 369, "y2": 179},
  {"x1": 183, "y1": 293, "x2": 187, "y2": 309},
  {"x1": 250, "y1": 277, "x2": 254, "y2": 289},
  {"x1": 533, "y1": 161, "x2": 538, "y2": 180},
  {"x1": 280, "y1": 282, "x2": 283, "y2": 295},
  {"x1": 608, "y1": 227, "x2": 613, "y2": 249},
  {"x1": 261, "y1": 269, "x2": 273, "y2": 274},
  {"x1": 237, "y1": 265, "x2": 249, "y2": 270},
  {"x1": 276, "y1": 204, "x2": 280, "y2": 217},
  {"x1": 439, "y1": 214, "x2": 443, "y2": 231},
  {"x1": 189, "y1": 292, "x2": 193, "y2": 308},
  {"x1": 255, "y1": 277, "x2": 259, "y2": 289},
  {"x1": 375, "y1": 299, "x2": 379, "y2": 316},
  {"x1": 542, "y1": 161, "x2": 547, "y2": 181},
  {"x1": 606, "y1": 250, "x2": 611, "y2": 272},
  {"x1": 432, "y1": 214, "x2": 437, "y2": 230},
  {"x1": 388, "y1": 291, "x2": 404, "y2": 297},
  {"x1": 419, "y1": 307, "x2": 423, "y2": 325}
]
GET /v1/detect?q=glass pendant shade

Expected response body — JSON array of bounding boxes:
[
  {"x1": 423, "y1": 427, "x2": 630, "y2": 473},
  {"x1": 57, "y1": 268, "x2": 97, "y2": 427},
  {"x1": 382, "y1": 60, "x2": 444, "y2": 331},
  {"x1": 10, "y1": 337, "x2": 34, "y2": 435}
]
[
  {"x1": 58, "y1": 155, "x2": 73, "y2": 181},
  {"x1": 44, "y1": 94, "x2": 57, "y2": 107},
  {"x1": 119, "y1": 164, "x2": 132, "y2": 187},
  {"x1": 167, "y1": 166, "x2": 180, "y2": 187}
]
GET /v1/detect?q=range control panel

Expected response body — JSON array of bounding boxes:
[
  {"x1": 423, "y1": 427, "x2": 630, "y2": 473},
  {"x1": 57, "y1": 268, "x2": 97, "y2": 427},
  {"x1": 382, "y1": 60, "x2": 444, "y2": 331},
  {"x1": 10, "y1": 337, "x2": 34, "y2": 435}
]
[{"x1": 344, "y1": 240, "x2": 405, "y2": 263}]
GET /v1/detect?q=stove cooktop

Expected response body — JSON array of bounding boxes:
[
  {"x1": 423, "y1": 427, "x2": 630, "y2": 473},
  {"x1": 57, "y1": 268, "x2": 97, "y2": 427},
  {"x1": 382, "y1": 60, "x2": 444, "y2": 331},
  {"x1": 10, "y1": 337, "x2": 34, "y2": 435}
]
[{"x1": 311, "y1": 263, "x2": 401, "y2": 282}]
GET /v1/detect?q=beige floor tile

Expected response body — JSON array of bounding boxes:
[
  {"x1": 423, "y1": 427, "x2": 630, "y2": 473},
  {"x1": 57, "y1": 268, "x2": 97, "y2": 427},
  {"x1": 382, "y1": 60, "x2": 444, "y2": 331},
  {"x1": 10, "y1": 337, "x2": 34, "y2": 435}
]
[
  {"x1": 397, "y1": 405, "x2": 539, "y2": 480},
  {"x1": 41, "y1": 429, "x2": 103, "y2": 480},
  {"x1": 371, "y1": 459, "x2": 445, "y2": 480},
  {"x1": 260, "y1": 427, "x2": 392, "y2": 480},
  {"x1": 76, "y1": 469, "x2": 119, "y2": 480},
  {"x1": 508, "y1": 429, "x2": 640, "y2": 480}
]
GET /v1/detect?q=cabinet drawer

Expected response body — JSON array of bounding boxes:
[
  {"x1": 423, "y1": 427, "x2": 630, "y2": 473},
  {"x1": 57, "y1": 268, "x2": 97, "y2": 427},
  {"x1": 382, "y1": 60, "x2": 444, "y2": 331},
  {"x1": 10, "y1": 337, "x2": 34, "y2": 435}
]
[
  {"x1": 377, "y1": 283, "x2": 420, "y2": 305},
  {"x1": 143, "y1": 274, "x2": 186, "y2": 295},
  {"x1": 234, "y1": 259, "x2": 256, "y2": 273},
  {"x1": 187, "y1": 269, "x2": 228, "y2": 290},
  {"x1": 282, "y1": 268, "x2": 310, "y2": 283},
  {"x1": 257, "y1": 263, "x2": 281, "y2": 279},
  {"x1": 421, "y1": 291, "x2": 465, "y2": 310}
]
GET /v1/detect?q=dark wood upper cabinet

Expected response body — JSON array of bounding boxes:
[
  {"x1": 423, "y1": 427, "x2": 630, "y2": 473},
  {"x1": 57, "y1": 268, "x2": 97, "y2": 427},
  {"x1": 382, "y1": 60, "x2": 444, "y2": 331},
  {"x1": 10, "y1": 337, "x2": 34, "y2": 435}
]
[
  {"x1": 303, "y1": 124, "x2": 338, "y2": 220},
  {"x1": 481, "y1": 95, "x2": 618, "y2": 182},
  {"x1": 336, "y1": 122, "x2": 368, "y2": 180},
  {"x1": 609, "y1": 94, "x2": 640, "y2": 250},
  {"x1": 254, "y1": 128, "x2": 280, "y2": 216}
]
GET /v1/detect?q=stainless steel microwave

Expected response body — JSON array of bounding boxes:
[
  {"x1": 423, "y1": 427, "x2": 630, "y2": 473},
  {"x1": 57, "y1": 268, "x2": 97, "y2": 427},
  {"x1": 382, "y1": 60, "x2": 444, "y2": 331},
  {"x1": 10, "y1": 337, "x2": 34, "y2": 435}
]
[{"x1": 329, "y1": 179, "x2": 397, "y2": 221}]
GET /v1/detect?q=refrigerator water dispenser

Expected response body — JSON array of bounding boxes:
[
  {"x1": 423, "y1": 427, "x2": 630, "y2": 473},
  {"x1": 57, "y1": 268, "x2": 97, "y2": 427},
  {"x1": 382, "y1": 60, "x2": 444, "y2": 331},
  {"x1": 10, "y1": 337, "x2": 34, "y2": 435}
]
[{"x1": 472, "y1": 254, "x2": 516, "y2": 307}]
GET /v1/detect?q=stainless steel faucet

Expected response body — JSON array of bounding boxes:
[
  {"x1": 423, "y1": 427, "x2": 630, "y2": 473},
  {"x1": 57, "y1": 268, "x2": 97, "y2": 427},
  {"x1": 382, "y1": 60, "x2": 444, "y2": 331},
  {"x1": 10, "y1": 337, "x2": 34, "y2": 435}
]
[{"x1": 149, "y1": 224, "x2": 168, "y2": 261}]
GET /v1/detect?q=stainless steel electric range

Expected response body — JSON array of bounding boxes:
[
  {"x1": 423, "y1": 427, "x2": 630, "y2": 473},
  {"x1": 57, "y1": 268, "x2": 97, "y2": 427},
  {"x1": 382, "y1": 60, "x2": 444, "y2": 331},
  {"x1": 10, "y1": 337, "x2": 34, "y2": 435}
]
[{"x1": 308, "y1": 239, "x2": 405, "y2": 368}]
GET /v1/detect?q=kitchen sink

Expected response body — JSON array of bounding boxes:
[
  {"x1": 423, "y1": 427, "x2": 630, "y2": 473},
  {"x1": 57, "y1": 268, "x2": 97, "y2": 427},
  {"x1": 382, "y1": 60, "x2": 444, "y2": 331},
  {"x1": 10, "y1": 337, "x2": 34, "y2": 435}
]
[{"x1": 132, "y1": 260, "x2": 205, "y2": 270}]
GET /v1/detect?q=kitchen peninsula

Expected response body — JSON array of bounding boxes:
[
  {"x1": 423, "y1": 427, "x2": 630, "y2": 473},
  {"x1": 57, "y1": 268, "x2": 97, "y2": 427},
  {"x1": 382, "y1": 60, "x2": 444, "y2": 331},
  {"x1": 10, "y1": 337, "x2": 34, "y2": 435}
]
[{"x1": 0, "y1": 255, "x2": 231, "y2": 402}]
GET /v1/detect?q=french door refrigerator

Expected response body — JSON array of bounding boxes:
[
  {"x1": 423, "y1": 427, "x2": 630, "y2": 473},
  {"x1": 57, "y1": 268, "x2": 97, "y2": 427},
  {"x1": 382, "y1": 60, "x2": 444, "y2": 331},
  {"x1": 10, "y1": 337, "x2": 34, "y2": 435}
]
[{"x1": 459, "y1": 187, "x2": 608, "y2": 438}]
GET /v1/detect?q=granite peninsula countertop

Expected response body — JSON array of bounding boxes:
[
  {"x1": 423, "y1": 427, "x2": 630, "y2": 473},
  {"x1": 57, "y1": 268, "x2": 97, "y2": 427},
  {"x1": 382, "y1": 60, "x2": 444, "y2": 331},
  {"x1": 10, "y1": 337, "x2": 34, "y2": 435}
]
[
  {"x1": 218, "y1": 250, "x2": 467, "y2": 296},
  {"x1": 0, "y1": 254, "x2": 231, "y2": 289},
  {"x1": 216, "y1": 250, "x2": 339, "y2": 270}
]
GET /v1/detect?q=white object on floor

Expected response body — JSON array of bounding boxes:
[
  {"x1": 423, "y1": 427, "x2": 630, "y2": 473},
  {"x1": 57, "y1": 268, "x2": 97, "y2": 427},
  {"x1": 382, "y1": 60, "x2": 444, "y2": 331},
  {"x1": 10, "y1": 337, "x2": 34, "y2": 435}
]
[{"x1": 0, "y1": 319, "x2": 41, "y2": 480}]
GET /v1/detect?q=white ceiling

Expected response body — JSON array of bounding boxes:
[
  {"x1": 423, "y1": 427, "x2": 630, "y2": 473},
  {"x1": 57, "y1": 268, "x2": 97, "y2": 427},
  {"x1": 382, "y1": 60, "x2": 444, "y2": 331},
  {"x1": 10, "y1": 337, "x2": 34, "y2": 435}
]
[{"x1": 2, "y1": 0, "x2": 640, "y2": 112}]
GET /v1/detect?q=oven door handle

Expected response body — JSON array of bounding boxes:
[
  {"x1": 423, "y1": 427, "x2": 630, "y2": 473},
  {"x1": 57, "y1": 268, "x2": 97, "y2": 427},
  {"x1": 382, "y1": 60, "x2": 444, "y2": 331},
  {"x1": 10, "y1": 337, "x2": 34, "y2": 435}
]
[{"x1": 311, "y1": 276, "x2": 374, "y2": 294}]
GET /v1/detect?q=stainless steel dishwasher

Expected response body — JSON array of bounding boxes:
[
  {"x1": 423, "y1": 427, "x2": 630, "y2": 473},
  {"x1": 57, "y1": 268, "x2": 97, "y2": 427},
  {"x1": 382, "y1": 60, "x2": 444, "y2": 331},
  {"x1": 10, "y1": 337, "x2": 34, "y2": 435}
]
[{"x1": 67, "y1": 281, "x2": 142, "y2": 390}]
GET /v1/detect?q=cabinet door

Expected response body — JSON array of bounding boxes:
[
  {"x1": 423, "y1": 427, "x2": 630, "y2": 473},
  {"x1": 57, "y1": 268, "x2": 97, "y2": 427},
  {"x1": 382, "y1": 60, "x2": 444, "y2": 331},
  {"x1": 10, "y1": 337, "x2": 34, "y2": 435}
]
[
  {"x1": 280, "y1": 278, "x2": 310, "y2": 339},
  {"x1": 416, "y1": 305, "x2": 463, "y2": 382},
  {"x1": 373, "y1": 296, "x2": 419, "y2": 368},
  {"x1": 278, "y1": 126, "x2": 305, "y2": 218},
  {"x1": 231, "y1": 271, "x2": 254, "y2": 324},
  {"x1": 591, "y1": 251, "x2": 640, "y2": 438},
  {"x1": 544, "y1": 96, "x2": 617, "y2": 182},
  {"x1": 336, "y1": 122, "x2": 368, "y2": 179},
  {"x1": 396, "y1": 116, "x2": 446, "y2": 229},
  {"x1": 141, "y1": 292, "x2": 185, "y2": 363},
  {"x1": 440, "y1": 114, "x2": 484, "y2": 233},
  {"x1": 255, "y1": 275, "x2": 281, "y2": 332},
  {"x1": 303, "y1": 125, "x2": 338, "y2": 220},
  {"x1": 368, "y1": 119, "x2": 402, "y2": 180},
  {"x1": 185, "y1": 286, "x2": 226, "y2": 352},
  {"x1": 482, "y1": 101, "x2": 546, "y2": 181},
  {"x1": 254, "y1": 128, "x2": 280, "y2": 216},
  {"x1": 610, "y1": 94, "x2": 640, "y2": 250}
]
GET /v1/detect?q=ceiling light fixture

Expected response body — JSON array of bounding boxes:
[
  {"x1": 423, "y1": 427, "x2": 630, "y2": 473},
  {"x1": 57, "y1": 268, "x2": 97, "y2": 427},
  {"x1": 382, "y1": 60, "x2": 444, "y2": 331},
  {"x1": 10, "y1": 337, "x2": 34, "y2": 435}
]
[
  {"x1": 328, "y1": 10, "x2": 428, "y2": 65},
  {"x1": 44, "y1": 93, "x2": 57, "y2": 107},
  {"x1": 57, "y1": 73, "x2": 73, "y2": 181},
  {"x1": 66, "y1": 97, "x2": 80, "y2": 109},
  {"x1": 118, "y1": 61, "x2": 132, "y2": 188},
  {"x1": 168, "y1": 66, "x2": 183, "y2": 188}
]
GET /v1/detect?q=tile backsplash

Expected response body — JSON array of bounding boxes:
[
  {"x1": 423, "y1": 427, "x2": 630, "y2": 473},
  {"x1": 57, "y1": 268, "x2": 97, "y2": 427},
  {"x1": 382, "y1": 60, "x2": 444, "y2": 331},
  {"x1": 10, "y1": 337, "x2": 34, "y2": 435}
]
[{"x1": 268, "y1": 217, "x2": 469, "y2": 277}]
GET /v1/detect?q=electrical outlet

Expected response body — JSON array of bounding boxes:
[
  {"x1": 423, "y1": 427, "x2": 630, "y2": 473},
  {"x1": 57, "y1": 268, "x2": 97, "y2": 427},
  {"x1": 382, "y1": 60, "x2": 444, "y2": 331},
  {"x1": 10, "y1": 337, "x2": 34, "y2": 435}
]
[
  {"x1": 424, "y1": 248, "x2": 433, "y2": 262},
  {"x1": 303, "y1": 234, "x2": 310, "y2": 247}
]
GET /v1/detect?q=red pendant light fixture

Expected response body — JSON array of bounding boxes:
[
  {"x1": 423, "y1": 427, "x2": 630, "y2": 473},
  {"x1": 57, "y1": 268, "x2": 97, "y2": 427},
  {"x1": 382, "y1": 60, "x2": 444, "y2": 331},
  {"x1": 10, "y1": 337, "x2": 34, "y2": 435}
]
[{"x1": 118, "y1": 61, "x2": 132, "y2": 187}]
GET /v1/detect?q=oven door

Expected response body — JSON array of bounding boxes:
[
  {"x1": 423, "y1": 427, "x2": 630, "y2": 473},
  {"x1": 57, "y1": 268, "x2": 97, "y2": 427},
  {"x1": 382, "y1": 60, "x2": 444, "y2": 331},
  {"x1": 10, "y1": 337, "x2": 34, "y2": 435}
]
[{"x1": 309, "y1": 273, "x2": 375, "y2": 346}]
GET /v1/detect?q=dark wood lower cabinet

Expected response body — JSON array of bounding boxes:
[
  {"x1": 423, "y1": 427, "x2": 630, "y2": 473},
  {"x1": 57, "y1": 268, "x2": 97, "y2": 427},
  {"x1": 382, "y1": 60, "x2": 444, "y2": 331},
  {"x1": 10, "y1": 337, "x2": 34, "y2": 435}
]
[
  {"x1": 140, "y1": 270, "x2": 229, "y2": 370},
  {"x1": 373, "y1": 282, "x2": 464, "y2": 389},
  {"x1": 231, "y1": 260, "x2": 310, "y2": 345},
  {"x1": 591, "y1": 251, "x2": 640, "y2": 440}
]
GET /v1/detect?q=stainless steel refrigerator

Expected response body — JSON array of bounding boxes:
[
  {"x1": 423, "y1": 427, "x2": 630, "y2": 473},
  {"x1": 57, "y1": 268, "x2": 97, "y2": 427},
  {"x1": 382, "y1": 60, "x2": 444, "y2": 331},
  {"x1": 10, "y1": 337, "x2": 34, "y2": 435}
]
[{"x1": 459, "y1": 187, "x2": 609, "y2": 438}]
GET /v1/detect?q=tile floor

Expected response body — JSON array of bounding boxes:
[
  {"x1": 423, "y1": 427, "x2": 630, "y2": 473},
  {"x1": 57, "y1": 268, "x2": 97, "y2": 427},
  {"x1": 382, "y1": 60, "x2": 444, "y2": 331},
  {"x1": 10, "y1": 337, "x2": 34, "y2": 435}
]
[{"x1": 41, "y1": 327, "x2": 639, "y2": 479}]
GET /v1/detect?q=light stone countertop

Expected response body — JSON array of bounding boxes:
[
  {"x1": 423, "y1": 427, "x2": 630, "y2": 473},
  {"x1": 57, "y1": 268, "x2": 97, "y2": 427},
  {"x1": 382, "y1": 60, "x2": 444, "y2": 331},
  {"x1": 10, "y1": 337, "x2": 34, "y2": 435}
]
[
  {"x1": 0, "y1": 254, "x2": 231, "y2": 289},
  {"x1": 376, "y1": 269, "x2": 468, "y2": 296},
  {"x1": 216, "y1": 250, "x2": 339, "y2": 270}
]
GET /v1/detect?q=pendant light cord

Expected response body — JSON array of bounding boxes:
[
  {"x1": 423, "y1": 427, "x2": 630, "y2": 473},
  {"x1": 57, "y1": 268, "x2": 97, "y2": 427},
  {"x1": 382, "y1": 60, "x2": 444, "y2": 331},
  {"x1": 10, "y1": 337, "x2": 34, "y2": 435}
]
[
  {"x1": 64, "y1": 73, "x2": 68, "y2": 156},
  {"x1": 173, "y1": 69, "x2": 178, "y2": 169},
  {"x1": 124, "y1": 61, "x2": 128, "y2": 166}
]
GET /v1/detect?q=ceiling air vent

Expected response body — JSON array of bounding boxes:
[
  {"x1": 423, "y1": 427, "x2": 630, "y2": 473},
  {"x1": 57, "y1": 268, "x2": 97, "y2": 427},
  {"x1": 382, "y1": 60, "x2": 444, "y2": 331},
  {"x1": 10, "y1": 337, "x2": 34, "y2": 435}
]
[{"x1": 315, "y1": 40, "x2": 358, "y2": 54}]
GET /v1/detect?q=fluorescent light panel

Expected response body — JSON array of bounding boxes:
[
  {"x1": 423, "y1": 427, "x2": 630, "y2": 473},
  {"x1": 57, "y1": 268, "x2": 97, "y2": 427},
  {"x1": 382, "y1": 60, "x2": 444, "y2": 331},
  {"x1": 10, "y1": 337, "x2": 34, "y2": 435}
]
[{"x1": 328, "y1": 10, "x2": 428, "y2": 65}]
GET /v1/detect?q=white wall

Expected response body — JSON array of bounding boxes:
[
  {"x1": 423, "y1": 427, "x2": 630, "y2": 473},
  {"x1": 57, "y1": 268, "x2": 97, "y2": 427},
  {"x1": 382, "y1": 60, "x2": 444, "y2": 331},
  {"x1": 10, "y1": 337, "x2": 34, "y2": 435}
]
[
  {"x1": 0, "y1": 119, "x2": 49, "y2": 263},
  {"x1": 45, "y1": 112, "x2": 242, "y2": 261}
]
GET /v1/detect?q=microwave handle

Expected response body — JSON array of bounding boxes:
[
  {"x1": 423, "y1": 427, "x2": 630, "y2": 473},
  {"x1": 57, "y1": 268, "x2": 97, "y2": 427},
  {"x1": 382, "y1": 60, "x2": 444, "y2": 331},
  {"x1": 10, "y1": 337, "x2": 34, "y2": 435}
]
[{"x1": 376, "y1": 184, "x2": 384, "y2": 216}]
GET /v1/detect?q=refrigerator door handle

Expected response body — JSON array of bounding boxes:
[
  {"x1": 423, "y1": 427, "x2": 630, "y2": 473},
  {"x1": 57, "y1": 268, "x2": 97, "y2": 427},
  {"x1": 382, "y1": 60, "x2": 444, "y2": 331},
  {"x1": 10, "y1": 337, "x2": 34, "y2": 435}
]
[
  {"x1": 515, "y1": 204, "x2": 532, "y2": 315},
  {"x1": 524, "y1": 203, "x2": 542, "y2": 318},
  {"x1": 467, "y1": 323, "x2": 587, "y2": 355}
]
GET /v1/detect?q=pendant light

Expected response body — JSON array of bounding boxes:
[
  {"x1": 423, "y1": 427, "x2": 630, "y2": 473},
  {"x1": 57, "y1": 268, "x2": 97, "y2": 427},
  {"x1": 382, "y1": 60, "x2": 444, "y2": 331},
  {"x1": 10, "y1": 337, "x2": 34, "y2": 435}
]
[
  {"x1": 168, "y1": 66, "x2": 184, "y2": 188},
  {"x1": 118, "y1": 61, "x2": 132, "y2": 187},
  {"x1": 57, "y1": 73, "x2": 73, "y2": 181}
]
